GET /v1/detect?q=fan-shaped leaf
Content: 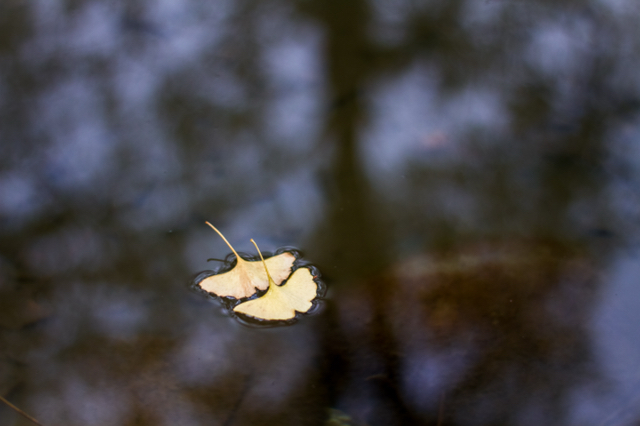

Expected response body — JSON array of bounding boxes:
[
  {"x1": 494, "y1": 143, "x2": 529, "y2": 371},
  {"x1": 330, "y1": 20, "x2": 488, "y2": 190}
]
[
  {"x1": 198, "y1": 223, "x2": 295, "y2": 299},
  {"x1": 233, "y1": 239, "x2": 319, "y2": 321}
]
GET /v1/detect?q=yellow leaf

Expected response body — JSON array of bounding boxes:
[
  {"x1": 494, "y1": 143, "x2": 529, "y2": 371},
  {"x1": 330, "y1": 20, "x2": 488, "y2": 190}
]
[
  {"x1": 198, "y1": 222, "x2": 295, "y2": 299},
  {"x1": 233, "y1": 239, "x2": 319, "y2": 321}
]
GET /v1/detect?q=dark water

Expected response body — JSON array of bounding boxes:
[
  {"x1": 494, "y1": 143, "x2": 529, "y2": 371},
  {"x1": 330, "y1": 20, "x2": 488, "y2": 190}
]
[{"x1": 1, "y1": 1, "x2": 640, "y2": 425}]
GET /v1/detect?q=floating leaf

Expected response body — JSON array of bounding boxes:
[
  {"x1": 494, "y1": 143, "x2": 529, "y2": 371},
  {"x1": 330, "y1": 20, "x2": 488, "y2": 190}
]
[
  {"x1": 233, "y1": 239, "x2": 319, "y2": 321},
  {"x1": 198, "y1": 222, "x2": 295, "y2": 299}
]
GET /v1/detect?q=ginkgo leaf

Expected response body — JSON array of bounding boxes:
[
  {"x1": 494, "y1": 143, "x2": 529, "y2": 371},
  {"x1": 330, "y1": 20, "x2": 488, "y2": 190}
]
[
  {"x1": 233, "y1": 239, "x2": 319, "y2": 321},
  {"x1": 198, "y1": 222, "x2": 295, "y2": 299}
]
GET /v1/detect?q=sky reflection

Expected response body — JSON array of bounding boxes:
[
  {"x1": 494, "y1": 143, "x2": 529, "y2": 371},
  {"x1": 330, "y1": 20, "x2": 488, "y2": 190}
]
[{"x1": 1, "y1": 0, "x2": 640, "y2": 425}]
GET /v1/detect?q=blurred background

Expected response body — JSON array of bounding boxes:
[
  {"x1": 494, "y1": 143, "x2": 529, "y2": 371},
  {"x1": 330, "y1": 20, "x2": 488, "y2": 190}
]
[{"x1": 1, "y1": 0, "x2": 640, "y2": 425}]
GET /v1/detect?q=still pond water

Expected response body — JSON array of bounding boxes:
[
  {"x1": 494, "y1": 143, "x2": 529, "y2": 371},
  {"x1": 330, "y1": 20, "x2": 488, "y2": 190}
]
[{"x1": 2, "y1": 1, "x2": 640, "y2": 425}]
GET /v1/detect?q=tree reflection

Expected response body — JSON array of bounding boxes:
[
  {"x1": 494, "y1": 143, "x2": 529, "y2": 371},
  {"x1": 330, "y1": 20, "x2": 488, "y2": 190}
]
[
  {"x1": 0, "y1": 0, "x2": 639, "y2": 425},
  {"x1": 303, "y1": 0, "x2": 638, "y2": 425}
]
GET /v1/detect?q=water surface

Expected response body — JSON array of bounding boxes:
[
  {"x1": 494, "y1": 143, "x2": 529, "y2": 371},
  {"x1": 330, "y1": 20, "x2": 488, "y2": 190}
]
[{"x1": 1, "y1": 1, "x2": 640, "y2": 425}]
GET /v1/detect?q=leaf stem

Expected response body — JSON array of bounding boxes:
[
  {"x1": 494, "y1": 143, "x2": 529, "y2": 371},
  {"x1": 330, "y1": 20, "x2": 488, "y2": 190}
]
[
  {"x1": 250, "y1": 239, "x2": 274, "y2": 284},
  {"x1": 205, "y1": 222, "x2": 241, "y2": 260}
]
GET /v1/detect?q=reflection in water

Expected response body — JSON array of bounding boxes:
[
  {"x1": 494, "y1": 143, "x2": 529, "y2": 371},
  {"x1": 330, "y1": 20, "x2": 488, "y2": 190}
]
[
  {"x1": 395, "y1": 243, "x2": 598, "y2": 424},
  {"x1": 1, "y1": 0, "x2": 640, "y2": 425}
]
